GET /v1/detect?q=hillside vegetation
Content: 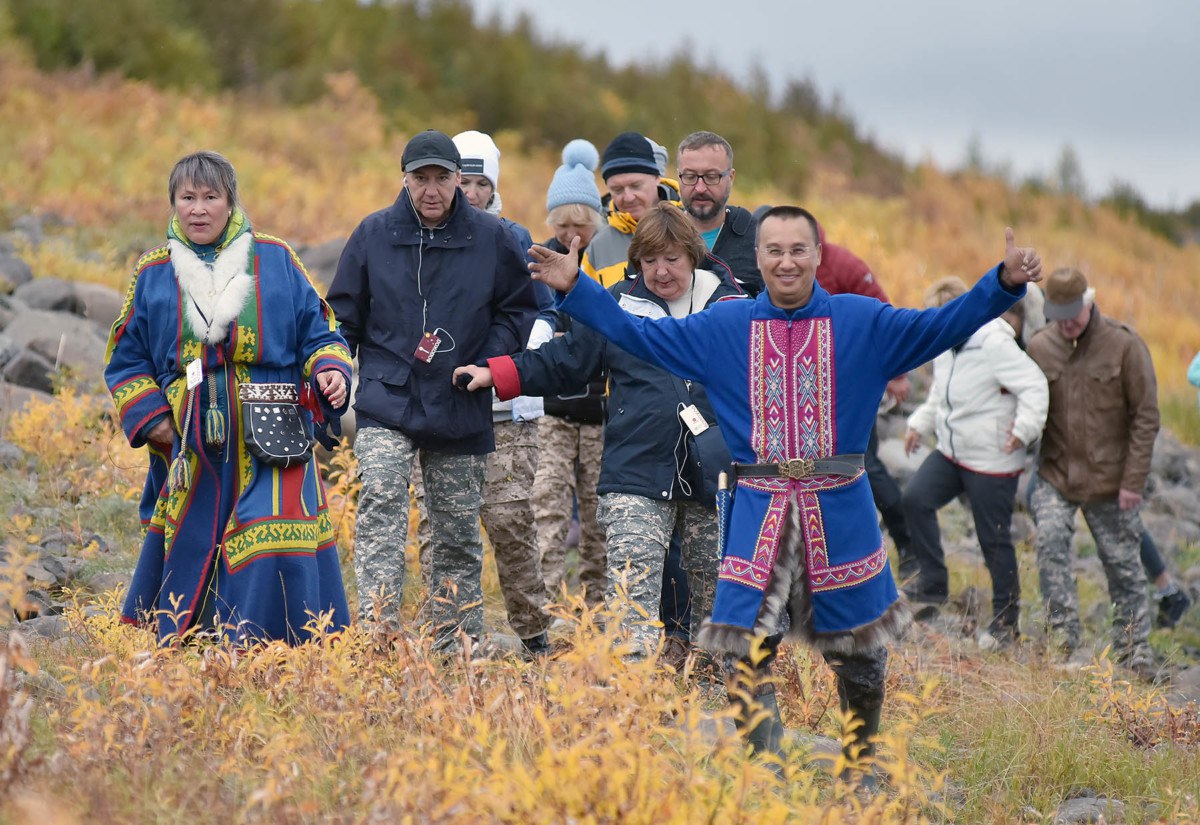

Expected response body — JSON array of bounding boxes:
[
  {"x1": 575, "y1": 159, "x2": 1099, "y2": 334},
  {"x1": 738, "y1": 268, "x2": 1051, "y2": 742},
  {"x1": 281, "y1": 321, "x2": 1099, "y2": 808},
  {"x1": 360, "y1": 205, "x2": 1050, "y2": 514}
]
[
  {"x1": 1, "y1": 8, "x2": 1200, "y2": 821},
  {"x1": 2, "y1": 17, "x2": 1199, "y2": 417}
]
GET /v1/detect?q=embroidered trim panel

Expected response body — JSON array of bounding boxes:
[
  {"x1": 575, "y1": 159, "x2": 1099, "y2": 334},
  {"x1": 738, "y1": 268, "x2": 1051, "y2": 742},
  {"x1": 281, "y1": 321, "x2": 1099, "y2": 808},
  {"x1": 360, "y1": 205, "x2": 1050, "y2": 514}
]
[
  {"x1": 303, "y1": 343, "x2": 353, "y2": 381},
  {"x1": 106, "y1": 245, "x2": 170, "y2": 362},
  {"x1": 223, "y1": 510, "x2": 334, "y2": 572},
  {"x1": 111, "y1": 375, "x2": 161, "y2": 419},
  {"x1": 749, "y1": 318, "x2": 834, "y2": 464},
  {"x1": 238, "y1": 382, "x2": 300, "y2": 403},
  {"x1": 736, "y1": 472, "x2": 863, "y2": 495},
  {"x1": 798, "y1": 488, "x2": 889, "y2": 592},
  {"x1": 717, "y1": 491, "x2": 788, "y2": 591}
]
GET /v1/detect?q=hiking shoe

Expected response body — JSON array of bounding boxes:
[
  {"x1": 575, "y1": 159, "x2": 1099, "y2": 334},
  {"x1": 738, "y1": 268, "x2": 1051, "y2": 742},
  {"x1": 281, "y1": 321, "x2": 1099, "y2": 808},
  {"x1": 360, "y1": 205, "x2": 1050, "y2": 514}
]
[
  {"x1": 660, "y1": 635, "x2": 691, "y2": 673},
  {"x1": 895, "y1": 552, "x2": 920, "y2": 584},
  {"x1": 1157, "y1": 589, "x2": 1193, "y2": 629},
  {"x1": 520, "y1": 632, "x2": 551, "y2": 661},
  {"x1": 978, "y1": 628, "x2": 1017, "y2": 652},
  {"x1": 902, "y1": 582, "x2": 948, "y2": 606}
]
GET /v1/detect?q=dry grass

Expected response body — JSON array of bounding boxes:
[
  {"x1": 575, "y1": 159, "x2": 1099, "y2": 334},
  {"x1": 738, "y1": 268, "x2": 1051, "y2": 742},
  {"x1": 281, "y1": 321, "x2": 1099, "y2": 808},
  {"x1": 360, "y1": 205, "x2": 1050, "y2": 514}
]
[
  {"x1": 1, "y1": 392, "x2": 1198, "y2": 823},
  {"x1": 2, "y1": 44, "x2": 1200, "y2": 824}
]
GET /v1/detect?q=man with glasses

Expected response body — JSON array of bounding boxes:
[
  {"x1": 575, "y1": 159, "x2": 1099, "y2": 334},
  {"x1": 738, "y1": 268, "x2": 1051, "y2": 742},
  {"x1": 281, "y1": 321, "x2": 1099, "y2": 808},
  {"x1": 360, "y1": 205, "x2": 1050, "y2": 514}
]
[
  {"x1": 524, "y1": 206, "x2": 1041, "y2": 787},
  {"x1": 676, "y1": 131, "x2": 762, "y2": 294}
]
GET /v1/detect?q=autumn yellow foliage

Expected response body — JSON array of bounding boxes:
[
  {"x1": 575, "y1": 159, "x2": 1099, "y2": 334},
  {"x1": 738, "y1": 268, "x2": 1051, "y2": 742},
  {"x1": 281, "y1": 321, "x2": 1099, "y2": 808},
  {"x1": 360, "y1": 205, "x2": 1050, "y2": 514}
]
[
  {"x1": 4, "y1": 42, "x2": 1199, "y2": 410},
  {"x1": 2, "y1": 40, "x2": 1200, "y2": 824}
]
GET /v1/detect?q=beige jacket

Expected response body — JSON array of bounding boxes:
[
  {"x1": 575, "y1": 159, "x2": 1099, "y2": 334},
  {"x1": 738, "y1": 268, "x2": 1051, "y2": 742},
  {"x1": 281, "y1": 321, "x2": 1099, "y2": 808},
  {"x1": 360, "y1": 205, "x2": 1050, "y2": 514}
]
[{"x1": 1028, "y1": 305, "x2": 1159, "y2": 501}]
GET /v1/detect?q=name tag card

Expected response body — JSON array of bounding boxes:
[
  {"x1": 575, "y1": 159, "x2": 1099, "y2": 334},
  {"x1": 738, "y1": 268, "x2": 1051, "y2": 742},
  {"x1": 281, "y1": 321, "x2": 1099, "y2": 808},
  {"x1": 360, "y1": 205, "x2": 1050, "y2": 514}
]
[
  {"x1": 186, "y1": 358, "x2": 203, "y2": 390},
  {"x1": 679, "y1": 404, "x2": 709, "y2": 436}
]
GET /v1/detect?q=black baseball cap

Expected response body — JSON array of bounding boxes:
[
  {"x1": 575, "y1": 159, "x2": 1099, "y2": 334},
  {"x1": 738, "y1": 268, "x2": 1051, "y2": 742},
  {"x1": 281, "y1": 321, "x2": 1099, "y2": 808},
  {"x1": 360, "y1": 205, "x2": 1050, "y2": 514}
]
[{"x1": 401, "y1": 130, "x2": 461, "y2": 173}]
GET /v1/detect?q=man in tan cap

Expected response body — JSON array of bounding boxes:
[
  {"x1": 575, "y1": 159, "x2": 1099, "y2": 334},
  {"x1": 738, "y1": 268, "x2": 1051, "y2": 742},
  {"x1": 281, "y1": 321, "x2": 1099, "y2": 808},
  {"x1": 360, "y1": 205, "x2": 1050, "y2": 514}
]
[{"x1": 1026, "y1": 268, "x2": 1157, "y2": 675}]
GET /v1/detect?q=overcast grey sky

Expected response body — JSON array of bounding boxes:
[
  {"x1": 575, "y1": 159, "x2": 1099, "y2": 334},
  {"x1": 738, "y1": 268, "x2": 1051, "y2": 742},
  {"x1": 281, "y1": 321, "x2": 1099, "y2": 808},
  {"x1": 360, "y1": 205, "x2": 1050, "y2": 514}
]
[{"x1": 471, "y1": 0, "x2": 1200, "y2": 209}]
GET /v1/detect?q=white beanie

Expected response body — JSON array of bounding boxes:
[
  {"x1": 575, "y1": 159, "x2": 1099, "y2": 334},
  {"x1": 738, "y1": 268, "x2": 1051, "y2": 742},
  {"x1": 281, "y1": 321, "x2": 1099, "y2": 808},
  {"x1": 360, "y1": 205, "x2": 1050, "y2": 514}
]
[{"x1": 452, "y1": 130, "x2": 501, "y2": 190}]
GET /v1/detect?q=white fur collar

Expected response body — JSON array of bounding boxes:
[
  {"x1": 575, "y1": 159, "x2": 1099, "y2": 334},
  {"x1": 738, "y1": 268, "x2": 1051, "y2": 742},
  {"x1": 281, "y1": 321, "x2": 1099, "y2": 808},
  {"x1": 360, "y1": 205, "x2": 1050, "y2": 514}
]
[{"x1": 170, "y1": 233, "x2": 254, "y2": 346}]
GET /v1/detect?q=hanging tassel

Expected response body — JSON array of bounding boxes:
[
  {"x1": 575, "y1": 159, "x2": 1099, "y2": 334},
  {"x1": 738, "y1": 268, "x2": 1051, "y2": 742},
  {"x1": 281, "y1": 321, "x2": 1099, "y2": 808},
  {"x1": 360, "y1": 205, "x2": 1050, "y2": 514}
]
[
  {"x1": 204, "y1": 406, "x2": 226, "y2": 448},
  {"x1": 203, "y1": 365, "x2": 226, "y2": 448},
  {"x1": 168, "y1": 450, "x2": 193, "y2": 494},
  {"x1": 171, "y1": 384, "x2": 197, "y2": 493}
]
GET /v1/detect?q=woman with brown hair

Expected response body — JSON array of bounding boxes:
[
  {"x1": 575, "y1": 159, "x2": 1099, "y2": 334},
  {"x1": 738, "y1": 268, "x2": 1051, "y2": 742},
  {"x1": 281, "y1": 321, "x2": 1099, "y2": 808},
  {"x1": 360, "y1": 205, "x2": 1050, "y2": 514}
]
[{"x1": 455, "y1": 203, "x2": 745, "y2": 658}]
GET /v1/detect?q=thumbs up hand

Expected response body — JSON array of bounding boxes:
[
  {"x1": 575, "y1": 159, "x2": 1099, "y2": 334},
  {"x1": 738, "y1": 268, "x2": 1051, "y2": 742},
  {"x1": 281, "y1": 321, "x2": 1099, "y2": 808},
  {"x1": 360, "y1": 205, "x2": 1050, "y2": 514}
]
[{"x1": 1000, "y1": 227, "x2": 1043, "y2": 288}]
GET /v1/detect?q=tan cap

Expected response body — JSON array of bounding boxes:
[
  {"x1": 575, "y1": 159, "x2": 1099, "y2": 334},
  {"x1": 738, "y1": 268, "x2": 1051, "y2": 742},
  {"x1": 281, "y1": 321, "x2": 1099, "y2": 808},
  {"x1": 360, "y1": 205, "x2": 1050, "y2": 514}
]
[{"x1": 1043, "y1": 268, "x2": 1088, "y2": 320}]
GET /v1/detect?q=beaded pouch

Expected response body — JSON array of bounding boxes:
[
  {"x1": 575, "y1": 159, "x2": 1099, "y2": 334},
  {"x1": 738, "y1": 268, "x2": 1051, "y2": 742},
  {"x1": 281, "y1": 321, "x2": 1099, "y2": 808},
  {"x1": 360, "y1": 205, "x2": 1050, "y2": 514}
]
[{"x1": 238, "y1": 383, "x2": 313, "y2": 468}]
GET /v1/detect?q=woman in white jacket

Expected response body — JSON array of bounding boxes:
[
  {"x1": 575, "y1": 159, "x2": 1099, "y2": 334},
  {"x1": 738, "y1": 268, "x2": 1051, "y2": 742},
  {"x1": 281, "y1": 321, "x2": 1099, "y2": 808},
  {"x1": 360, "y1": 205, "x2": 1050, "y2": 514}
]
[{"x1": 900, "y1": 276, "x2": 1049, "y2": 645}]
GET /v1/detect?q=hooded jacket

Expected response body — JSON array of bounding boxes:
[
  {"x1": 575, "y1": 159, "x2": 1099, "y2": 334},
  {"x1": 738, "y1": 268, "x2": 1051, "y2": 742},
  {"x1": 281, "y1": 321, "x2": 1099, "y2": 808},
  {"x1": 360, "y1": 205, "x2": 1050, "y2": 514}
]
[
  {"x1": 907, "y1": 316, "x2": 1048, "y2": 474},
  {"x1": 326, "y1": 188, "x2": 538, "y2": 454}
]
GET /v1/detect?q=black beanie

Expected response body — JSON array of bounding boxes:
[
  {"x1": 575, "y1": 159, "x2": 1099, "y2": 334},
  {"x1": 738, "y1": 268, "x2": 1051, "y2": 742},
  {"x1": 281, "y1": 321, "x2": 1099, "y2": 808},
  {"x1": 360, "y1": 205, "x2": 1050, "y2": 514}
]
[{"x1": 601, "y1": 132, "x2": 660, "y2": 181}]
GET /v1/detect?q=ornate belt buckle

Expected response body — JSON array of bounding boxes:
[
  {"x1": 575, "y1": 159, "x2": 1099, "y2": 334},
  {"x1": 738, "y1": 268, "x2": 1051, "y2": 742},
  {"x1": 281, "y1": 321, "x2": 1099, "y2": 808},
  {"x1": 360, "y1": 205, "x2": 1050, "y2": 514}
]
[{"x1": 781, "y1": 458, "x2": 815, "y2": 479}]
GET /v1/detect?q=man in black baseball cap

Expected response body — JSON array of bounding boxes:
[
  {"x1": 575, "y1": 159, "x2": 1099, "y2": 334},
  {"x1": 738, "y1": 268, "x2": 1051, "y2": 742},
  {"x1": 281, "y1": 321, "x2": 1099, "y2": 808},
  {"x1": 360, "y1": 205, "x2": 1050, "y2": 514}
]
[
  {"x1": 326, "y1": 129, "x2": 538, "y2": 650},
  {"x1": 400, "y1": 129, "x2": 462, "y2": 226}
]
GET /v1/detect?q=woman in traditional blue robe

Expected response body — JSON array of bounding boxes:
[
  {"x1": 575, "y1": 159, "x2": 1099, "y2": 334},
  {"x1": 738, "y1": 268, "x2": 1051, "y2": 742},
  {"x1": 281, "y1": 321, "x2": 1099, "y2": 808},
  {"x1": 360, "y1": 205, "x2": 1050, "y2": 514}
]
[{"x1": 105, "y1": 151, "x2": 353, "y2": 645}]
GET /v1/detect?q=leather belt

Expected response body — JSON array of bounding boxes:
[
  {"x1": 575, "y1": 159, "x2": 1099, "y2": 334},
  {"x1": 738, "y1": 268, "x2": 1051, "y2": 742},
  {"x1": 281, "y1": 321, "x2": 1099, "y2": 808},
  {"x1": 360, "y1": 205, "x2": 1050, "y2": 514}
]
[{"x1": 731, "y1": 454, "x2": 865, "y2": 480}]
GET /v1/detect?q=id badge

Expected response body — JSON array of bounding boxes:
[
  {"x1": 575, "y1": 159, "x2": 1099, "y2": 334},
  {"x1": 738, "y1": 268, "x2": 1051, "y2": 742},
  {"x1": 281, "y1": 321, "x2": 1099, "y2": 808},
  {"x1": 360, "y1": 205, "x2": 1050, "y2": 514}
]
[
  {"x1": 414, "y1": 332, "x2": 442, "y2": 363},
  {"x1": 186, "y1": 358, "x2": 203, "y2": 390},
  {"x1": 679, "y1": 404, "x2": 709, "y2": 436}
]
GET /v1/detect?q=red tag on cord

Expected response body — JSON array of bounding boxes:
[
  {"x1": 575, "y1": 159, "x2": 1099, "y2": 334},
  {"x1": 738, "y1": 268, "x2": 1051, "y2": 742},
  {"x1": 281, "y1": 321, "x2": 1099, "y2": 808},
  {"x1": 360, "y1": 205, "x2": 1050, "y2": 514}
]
[{"x1": 414, "y1": 332, "x2": 442, "y2": 363}]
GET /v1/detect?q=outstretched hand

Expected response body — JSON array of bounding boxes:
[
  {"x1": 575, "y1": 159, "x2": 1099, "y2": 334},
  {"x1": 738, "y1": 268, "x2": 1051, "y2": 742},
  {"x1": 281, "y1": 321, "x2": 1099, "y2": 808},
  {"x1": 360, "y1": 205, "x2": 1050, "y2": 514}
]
[
  {"x1": 529, "y1": 236, "x2": 582, "y2": 293},
  {"x1": 1000, "y1": 227, "x2": 1042, "y2": 288},
  {"x1": 452, "y1": 364, "x2": 494, "y2": 392}
]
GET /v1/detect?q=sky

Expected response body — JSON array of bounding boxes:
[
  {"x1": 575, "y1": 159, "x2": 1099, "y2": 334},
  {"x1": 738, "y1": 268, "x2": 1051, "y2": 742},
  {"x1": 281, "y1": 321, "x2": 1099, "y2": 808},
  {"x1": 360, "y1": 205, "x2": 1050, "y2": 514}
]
[{"x1": 470, "y1": 0, "x2": 1200, "y2": 209}]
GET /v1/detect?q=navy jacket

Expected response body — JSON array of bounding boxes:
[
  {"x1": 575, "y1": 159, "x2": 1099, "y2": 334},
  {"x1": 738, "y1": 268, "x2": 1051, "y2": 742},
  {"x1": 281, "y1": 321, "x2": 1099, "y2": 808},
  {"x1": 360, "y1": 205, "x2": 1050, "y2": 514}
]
[
  {"x1": 492, "y1": 266, "x2": 745, "y2": 503},
  {"x1": 327, "y1": 188, "x2": 538, "y2": 454},
  {"x1": 709, "y1": 205, "x2": 762, "y2": 296}
]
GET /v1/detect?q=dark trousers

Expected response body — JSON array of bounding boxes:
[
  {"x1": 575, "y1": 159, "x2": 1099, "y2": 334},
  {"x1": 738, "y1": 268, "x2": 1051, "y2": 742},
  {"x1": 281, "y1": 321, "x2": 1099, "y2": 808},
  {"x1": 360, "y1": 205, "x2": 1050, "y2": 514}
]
[
  {"x1": 866, "y1": 425, "x2": 912, "y2": 553},
  {"x1": 725, "y1": 633, "x2": 887, "y2": 711},
  {"x1": 660, "y1": 530, "x2": 691, "y2": 639},
  {"x1": 1140, "y1": 529, "x2": 1167, "y2": 581},
  {"x1": 900, "y1": 450, "x2": 1020, "y2": 628}
]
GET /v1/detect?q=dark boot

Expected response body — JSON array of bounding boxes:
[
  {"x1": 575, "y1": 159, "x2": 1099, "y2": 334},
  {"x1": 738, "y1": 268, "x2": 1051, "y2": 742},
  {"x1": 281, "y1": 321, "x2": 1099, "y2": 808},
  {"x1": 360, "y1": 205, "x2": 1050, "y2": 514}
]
[
  {"x1": 837, "y1": 678, "x2": 883, "y2": 793},
  {"x1": 731, "y1": 686, "x2": 786, "y2": 778}
]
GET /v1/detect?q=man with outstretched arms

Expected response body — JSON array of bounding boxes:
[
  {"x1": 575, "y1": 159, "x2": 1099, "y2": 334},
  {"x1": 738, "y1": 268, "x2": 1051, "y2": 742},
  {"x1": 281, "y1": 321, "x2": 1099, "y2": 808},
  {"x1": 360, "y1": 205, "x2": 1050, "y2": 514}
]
[{"x1": 513, "y1": 208, "x2": 1041, "y2": 785}]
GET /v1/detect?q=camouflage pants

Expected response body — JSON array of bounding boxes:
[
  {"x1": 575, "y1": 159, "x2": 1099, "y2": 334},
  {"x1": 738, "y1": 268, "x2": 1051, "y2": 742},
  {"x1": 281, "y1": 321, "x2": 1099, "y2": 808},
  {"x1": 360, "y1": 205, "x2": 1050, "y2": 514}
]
[
  {"x1": 412, "y1": 421, "x2": 549, "y2": 639},
  {"x1": 354, "y1": 426, "x2": 486, "y2": 647},
  {"x1": 595, "y1": 493, "x2": 720, "y2": 657},
  {"x1": 531, "y1": 416, "x2": 606, "y2": 607},
  {"x1": 480, "y1": 420, "x2": 550, "y2": 639},
  {"x1": 1031, "y1": 480, "x2": 1152, "y2": 666}
]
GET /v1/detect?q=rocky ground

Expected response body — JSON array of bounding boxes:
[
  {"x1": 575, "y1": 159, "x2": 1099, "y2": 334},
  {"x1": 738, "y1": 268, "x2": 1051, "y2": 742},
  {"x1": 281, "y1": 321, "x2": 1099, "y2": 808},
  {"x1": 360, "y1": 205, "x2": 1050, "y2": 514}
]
[{"x1": 2, "y1": 216, "x2": 1198, "y2": 822}]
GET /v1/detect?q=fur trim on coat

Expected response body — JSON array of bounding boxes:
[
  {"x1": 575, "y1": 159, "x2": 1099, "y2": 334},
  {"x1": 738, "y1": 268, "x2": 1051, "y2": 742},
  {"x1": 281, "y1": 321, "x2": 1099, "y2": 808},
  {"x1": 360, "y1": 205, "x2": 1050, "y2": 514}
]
[
  {"x1": 698, "y1": 490, "x2": 913, "y2": 657},
  {"x1": 170, "y1": 233, "x2": 254, "y2": 346}
]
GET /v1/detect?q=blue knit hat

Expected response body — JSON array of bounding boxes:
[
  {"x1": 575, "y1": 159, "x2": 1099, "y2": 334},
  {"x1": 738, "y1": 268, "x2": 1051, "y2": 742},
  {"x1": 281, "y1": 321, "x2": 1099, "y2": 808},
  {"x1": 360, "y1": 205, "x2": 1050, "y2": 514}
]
[{"x1": 546, "y1": 139, "x2": 603, "y2": 213}]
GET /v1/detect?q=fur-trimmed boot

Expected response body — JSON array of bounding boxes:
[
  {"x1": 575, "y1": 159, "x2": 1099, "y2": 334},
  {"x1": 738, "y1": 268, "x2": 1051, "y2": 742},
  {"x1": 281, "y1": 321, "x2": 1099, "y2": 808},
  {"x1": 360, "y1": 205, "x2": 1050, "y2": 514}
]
[{"x1": 837, "y1": 678, "x2": 883, "y2": 793}]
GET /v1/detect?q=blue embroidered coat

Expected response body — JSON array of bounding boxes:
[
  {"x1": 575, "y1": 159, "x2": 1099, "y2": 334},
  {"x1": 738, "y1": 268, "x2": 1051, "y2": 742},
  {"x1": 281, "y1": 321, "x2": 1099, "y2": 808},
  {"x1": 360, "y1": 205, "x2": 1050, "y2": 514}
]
[
  {"x1": 558, "y1": 267, "x2": 1022, "y2": 641},
  {"x1": 105, "y1": 229, "x2": 353, "y2": 644}
]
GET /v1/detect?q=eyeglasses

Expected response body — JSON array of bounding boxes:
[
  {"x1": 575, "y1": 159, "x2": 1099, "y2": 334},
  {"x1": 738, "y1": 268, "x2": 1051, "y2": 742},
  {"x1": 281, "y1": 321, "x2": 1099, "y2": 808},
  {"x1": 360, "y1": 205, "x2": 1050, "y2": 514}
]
[
  {"x1": 761, "y1": 245, "x2": 817, "y2": 260},
  {"x1": 678, "y1": 169, "x2": 733, "y2": 187}
]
